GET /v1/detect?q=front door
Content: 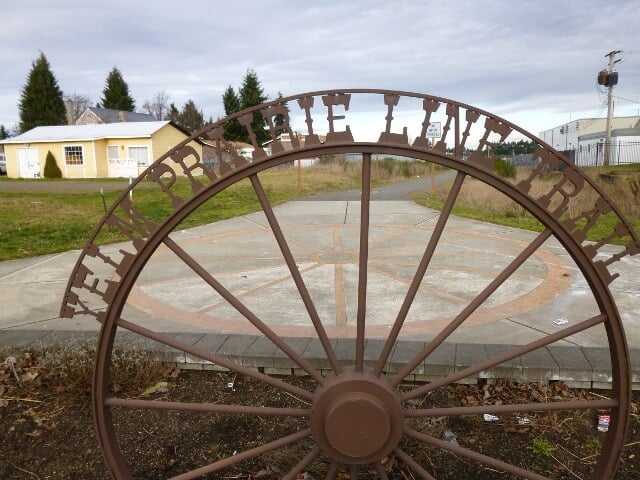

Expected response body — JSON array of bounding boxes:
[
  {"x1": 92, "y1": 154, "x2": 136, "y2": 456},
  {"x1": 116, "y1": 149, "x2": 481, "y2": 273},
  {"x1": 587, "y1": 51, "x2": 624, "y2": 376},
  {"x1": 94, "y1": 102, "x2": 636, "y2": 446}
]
[{"x1": 17, "y1": 148, "x2": 40, "y2": 178}]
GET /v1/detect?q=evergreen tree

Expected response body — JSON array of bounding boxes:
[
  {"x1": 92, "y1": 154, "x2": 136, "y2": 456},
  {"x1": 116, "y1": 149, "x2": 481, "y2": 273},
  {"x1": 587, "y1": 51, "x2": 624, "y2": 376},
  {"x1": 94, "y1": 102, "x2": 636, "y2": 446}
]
[
  {"x1": 0, "y1": 125, "x2": 7, "y2": 140},
  {"x1": 44, "y1": 150, "x2": 62, "y2": 178},
  {"x1": 165, "y1": 103, "x2": 180, "y2": 123},
  {"x1": 494, "y1": 140, "x2": 536, "y2": 155},
  {"x1": 222, "y1": 85, "x2": 245, "y2": 141},
  {"x1": 274, "y1": 91, "x2": 288, "y2": 135},
  {"x1": 18, "y1": 52, "x2": 66, "y2": 133},
  {"x1": 177, "y1": 99, "x2": 205, "y2": 133},
  {"x1": 98, "y1": 67, "x2": 135, "y2": 111},
  {"x1": 239, "y1": 69, "x2": 269, "y2": 144}
]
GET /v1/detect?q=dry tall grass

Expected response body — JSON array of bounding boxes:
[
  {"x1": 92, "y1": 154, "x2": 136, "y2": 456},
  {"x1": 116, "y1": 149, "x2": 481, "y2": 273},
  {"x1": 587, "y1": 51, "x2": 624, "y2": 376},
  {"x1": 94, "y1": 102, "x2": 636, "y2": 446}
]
[
  {"x1": 306, "y1": 156, "x2": 432, "y2": 182},
  {"x1": 433, "y1": 167, "x2": 640, "y2": 222},
  {"x1": 593, "y1": 173, "x2": 640, "y2": 218},
  {"x1": 0, "y1": 341, "x2": 169, "y2": 396}
]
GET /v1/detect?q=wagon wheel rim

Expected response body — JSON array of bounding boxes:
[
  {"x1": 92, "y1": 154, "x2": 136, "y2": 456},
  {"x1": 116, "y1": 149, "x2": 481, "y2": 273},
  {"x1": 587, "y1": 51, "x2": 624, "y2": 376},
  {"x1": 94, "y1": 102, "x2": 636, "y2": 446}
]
[
  {"x1": 60, "y1": 89, "x2": 635, "y2": 479},
  {"x1": 93, "y1": 149, "x2": 629, "y2": 479}
]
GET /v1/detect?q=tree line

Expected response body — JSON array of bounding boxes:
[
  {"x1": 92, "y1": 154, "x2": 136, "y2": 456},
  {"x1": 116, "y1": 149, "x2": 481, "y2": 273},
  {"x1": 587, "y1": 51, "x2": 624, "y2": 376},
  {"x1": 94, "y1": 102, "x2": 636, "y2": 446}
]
[
  {"x1": 1, "y1": 52, "x2": 275, "y2": 143},
  {"x1": 493, "y1": 140, "x2": 537, "y2": 155}
]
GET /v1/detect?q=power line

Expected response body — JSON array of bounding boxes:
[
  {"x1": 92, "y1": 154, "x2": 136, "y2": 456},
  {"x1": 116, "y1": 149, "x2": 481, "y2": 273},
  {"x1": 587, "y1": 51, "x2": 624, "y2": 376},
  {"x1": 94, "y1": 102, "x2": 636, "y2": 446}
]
[
  {"x1": 613, "y1": 94, "x2": 640, "y2": 105},
  {"x1": 578, "y1": 84, "x2": 608, "y2": 130}
]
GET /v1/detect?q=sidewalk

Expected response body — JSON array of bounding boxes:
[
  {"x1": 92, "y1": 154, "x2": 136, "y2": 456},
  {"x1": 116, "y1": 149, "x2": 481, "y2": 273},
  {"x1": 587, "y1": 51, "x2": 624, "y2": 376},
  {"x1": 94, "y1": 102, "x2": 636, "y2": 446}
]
[{"x1": 2, "y1": 200, "x2": 639, "y2": 389}]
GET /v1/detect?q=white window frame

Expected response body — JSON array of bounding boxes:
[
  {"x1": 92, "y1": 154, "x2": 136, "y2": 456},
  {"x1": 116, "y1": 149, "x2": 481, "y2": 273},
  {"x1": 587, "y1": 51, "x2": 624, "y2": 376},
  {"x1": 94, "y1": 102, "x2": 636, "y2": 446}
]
[
  {"x1": 63, "y1": 144, "x2": 84, "y2": 166},
  {"x1": 107, "y1": 145, "x2": 120, "y2": 160},
  {"x1": 127, "y1": 145, "x2": 149, "y2": 167}
]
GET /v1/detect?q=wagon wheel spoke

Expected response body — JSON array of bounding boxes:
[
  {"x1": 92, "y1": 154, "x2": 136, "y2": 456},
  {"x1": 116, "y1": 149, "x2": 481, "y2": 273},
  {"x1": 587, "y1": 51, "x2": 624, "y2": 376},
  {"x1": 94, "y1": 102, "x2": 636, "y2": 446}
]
[
  {"x1": 162, "y1": 236, "x2": 323, "y2": 383},
  {"x1": 404, "y1": 428, "x2": 550, "y2": 480},
  {"x1": 374, "y1": 172, "x2": 466, "y2": 375},
  {"x1": 356, "y1": 153, "x2": 372, "y2": 372},
  {"x1": 105, "y1": 398, "x2": 310, "y2": 417},
  {"x1": 393, "y1": 448, "x2": 437, "y2": 480},
  {"x1": 325, "y1": 461, "x2": 339, "y2": 480},
  {"x1": 374, "y1": 461, "x2": 390, "y2": 480},
  {"x1": 374, "y1": 171, "x2": 466, "y2": 375},
  {"x1": 250, "y1": 173, "x2": 342, "y2": 373},
  {"x1": 115, "y1": 317, "x2": 313, "y2": 401},
  {"x1": 404, "y1": 398, "x2": 618, "y2": 418},
  {"x1": 169, "y1": 429, "x2": 311, "y2": 480},
  {"x1": 282, "y1": 445, "x2": 322, "y2": 480},
  {"x1": 390, "y1": 228, "x2": 553, "y2": 387},
  {"x1": 201, "y1": 263, "x2": 325, "y2": 315},
  {"x1": 402, "y1": 313, "x2": 606, "y2": 400}
]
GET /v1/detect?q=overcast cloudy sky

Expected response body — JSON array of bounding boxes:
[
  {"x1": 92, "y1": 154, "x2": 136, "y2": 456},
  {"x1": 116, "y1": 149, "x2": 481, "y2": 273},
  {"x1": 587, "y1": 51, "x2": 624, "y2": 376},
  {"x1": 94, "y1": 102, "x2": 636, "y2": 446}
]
[{"x1": 1, "y1": 0, "x2": 639, "y2": 137}]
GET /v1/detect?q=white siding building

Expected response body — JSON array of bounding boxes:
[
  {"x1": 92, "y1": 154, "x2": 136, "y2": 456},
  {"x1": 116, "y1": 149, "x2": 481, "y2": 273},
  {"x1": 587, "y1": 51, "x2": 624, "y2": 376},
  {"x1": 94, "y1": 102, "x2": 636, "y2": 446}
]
[
  {"x1": 539, "y1": 116, "x2": 640, "y2": 166},
  {"x1": 539, "y1": 116, "x2": 640, "y2": 153}
]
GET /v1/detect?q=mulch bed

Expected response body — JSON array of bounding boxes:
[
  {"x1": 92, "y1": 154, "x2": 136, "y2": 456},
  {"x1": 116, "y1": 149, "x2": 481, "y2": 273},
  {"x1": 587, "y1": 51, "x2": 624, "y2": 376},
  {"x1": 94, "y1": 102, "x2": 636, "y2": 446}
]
[{"x1": 1, "y1": 348, "x2": 639, "y2": 479}]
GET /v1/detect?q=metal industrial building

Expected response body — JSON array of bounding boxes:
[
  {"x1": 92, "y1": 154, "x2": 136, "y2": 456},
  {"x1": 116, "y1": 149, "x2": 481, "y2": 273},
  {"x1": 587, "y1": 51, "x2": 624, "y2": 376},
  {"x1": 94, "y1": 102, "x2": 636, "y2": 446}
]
[{"x1": 539, "y1": 116, "x2": 640, "y2": 166}]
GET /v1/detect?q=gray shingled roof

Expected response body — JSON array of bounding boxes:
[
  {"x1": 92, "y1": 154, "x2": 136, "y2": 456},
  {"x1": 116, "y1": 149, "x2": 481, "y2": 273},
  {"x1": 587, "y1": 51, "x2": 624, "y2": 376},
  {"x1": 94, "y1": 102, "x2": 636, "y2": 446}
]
[{"x1": 84, "y1": 107, "x2": 157, "y2": 123}]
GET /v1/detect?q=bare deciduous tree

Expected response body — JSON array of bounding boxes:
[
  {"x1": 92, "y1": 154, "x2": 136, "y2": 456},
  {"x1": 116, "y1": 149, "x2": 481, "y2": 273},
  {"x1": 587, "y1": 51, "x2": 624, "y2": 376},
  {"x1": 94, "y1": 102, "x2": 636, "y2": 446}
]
[
  {"x1": 64, "y1": 93, "x2": 92, "y2": 124},
  {"x1": 142, "y1": 90, "x2": 170, "y2": 120}
]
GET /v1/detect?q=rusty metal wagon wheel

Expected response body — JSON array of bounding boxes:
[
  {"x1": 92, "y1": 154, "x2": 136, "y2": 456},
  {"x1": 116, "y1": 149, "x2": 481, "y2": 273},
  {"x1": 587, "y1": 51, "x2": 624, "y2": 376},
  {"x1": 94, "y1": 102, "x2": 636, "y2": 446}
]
[{"x1": 61, "y1": 90, "x2": 638, "y2": 479}]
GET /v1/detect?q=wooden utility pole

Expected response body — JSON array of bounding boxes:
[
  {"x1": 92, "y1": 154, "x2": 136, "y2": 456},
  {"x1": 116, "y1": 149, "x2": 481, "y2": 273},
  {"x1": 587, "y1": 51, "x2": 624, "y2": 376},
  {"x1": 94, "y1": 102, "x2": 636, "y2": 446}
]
[{"x1": 603, "y1": 50, "x2": 622, "y2": 166}]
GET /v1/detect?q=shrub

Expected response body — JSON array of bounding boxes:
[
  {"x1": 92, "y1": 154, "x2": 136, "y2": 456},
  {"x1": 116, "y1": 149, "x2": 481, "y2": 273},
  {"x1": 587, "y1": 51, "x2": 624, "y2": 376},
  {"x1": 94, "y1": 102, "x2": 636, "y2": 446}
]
[
  {"x1": 381, "y1": 157, "x2": 395, "y2": 175},
  {"x1": 44, "y1": 150, "x2": 62, "y2": 178},
  {"x1": 400, "y1": 161, "x2": 412, "y2": 178},
  {"x1": 494, "y1": 157, "x2": 516, "y2": 178}
]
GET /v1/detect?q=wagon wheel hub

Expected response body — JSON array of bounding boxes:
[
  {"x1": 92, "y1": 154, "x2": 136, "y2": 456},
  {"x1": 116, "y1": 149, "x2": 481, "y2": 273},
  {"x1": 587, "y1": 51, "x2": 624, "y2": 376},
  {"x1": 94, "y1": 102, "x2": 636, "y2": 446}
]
[{"x1": 311, "y1": 367, "x2": 404, "y2": 464}]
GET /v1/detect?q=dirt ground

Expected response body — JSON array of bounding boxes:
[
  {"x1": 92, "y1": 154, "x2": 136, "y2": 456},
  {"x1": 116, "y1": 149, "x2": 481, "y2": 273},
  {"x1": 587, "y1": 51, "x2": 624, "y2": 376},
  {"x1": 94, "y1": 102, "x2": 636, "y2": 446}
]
[{"x1": 1, "y1": 348, "x2": 639, "y2": 480}]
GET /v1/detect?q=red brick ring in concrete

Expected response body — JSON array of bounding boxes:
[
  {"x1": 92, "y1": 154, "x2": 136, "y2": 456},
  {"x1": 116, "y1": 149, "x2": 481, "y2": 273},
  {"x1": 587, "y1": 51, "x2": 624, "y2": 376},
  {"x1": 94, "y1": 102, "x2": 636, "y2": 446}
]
[{"x1": 61, "y1": 89, "x2": 640, "y2": 479}]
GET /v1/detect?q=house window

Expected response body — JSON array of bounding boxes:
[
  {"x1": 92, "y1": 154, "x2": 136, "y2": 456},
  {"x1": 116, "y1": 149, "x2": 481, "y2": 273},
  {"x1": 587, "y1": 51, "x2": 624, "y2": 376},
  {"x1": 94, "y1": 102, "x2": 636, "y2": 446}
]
[
  {"x1": 107, "y1": 145, "x2": 119, "y2": 160},
  {"x1": 128, "y1": 146, "x2": 149, "y2": 167},
  {"x1": 64, "y1": 145, "x2": 84, "y2": 165}
]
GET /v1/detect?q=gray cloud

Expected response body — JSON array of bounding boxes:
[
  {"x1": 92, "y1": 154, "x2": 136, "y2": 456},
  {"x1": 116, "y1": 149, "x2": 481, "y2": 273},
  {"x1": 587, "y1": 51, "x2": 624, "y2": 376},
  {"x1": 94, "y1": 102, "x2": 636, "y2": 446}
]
[{"x1": 1, "y1": 0, "x2": 638, "y2": 135}]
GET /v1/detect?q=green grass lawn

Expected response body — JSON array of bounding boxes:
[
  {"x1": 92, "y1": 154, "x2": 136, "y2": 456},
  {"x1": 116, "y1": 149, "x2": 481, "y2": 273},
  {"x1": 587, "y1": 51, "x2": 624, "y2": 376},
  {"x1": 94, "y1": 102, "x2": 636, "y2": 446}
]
[{"x1": 0, "y1": 165, "x2": 396, "y2": 261}]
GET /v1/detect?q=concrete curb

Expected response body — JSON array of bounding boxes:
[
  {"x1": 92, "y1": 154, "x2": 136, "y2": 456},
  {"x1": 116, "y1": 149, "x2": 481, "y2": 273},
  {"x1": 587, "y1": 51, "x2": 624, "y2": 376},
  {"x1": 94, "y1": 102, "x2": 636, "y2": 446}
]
[{"x1": 2, "y1": 329, "x2": 637, "y2": 390}]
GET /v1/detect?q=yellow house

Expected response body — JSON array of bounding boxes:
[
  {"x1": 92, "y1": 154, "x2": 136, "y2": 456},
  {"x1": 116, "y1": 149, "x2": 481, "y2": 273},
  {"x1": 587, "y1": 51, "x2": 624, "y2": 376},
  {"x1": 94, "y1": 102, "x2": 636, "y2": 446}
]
[{"x1": 0, "y1": 121, "x2": 202, "y2": 178}]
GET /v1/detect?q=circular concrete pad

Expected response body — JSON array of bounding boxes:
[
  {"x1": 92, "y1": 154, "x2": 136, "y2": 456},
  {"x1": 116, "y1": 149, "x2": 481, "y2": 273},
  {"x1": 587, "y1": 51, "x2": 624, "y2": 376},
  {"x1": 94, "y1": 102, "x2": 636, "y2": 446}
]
[{"x1": 127, "y1": 202, "x2": 574, "y2": 338}]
